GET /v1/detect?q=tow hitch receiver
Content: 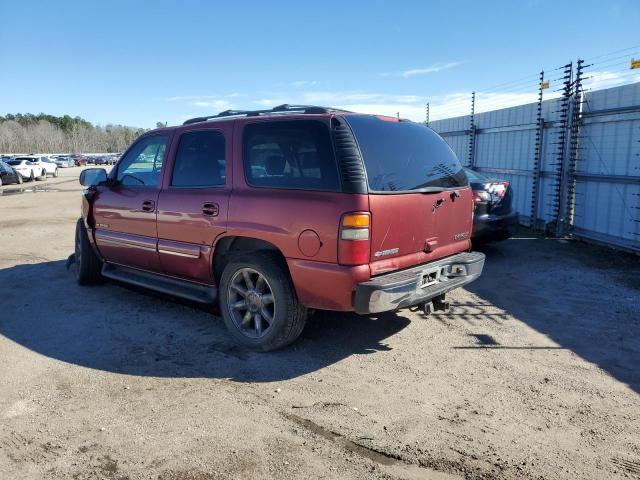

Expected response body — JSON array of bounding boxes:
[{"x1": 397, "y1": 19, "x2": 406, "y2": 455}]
[
  {"x1": 414, "y1": 294, "x2": 449, "y2": 317},
  {"x1": 433, "y1": 294, "x2": 450, "y2": 313}
]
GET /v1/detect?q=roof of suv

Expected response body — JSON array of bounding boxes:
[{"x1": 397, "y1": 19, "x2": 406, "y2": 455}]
[
  {"x1": 143, "y1": 105, "x2": 403, "y2": 138},
  {"x1": 182, "y1": 104, "x2": 351, "y2": 126}
]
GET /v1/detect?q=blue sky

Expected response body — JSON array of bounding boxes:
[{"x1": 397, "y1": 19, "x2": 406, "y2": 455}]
[{"x1": 1, "y1": 0, "x2": 639, "y2": 128}]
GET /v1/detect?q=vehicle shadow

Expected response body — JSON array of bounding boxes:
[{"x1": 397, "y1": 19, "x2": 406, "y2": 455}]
[
  {"x1": 0, "y1": 260, "x2": 407, "y2": 382},
  {"x1": 466, "y1": 237, "x2": 640, "y2": 393}
]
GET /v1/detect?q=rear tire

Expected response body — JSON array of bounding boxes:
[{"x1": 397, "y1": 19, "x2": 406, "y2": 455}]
[
  {"x1": 75, "y1": 218, "x2": 103, "y2": 285},
  {"x1": 53, "y1": 168, "x2": 59, "y2": 178},
  {"x1": 37, "y1": 169, "x2": 46, "y2": 181},
  {"x1": 0, "y1": 177, "x2": 3, "y2": 187},
  {"x1": 219, "y1": 252, "x2": 307, "y2": 351}
]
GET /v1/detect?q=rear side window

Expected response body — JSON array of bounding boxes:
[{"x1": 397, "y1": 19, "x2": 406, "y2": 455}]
[
  {"x1": 172, "y1": 130, "x2": 226, "y2": 187},
  {"x1": 243, "y1": 120, "x2": 339, "y2": 191},
  {"x1": 345, "y1": 115, "x2": 468, "y2": 191}
]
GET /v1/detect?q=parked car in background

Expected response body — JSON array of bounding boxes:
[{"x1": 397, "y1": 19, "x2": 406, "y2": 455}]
[
  {"x1": 464, "y1": 167, "x2": 518, "y2": 242},
  {"x1": 55, "y1": 156, "x2": 75, "y2": 168},
  {"x1": 6, "y1": 158, "x2": 45, "y2": 181},
  {"x1": 94, "y1": 156, "x2": 112, "y2": 166},
  {"x1": 74, "y1": 104, "x2": 485, "y2": 351},
  {"x1": 20, "y1": 155, "x2": 59, "y2": 178},
  {"x1": 72, "y1": 154, "x2": 88, "y2": 166},
  {"x1": 0, "y1": 160, "x2": 23, "y2": 186},
  {"x1": 86, "y1": 156, "x2": 97, "y2": 165}
]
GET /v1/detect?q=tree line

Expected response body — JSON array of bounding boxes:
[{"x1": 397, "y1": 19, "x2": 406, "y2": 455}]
[{"x1": 0, "y1": 113, "x2": 146, "y2": 153}]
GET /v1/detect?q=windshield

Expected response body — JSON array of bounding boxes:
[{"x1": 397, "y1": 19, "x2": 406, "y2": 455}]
[{"x1": 345, "y1": 115, "x2": 468, "y2": 192}]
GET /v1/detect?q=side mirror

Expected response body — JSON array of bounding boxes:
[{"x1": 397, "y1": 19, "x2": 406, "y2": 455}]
[{"x1": 79, "y1": 168, "x2": 107, "y2": 186}]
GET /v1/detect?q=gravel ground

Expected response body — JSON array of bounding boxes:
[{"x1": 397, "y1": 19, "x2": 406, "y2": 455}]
[{"x1": 1, "y1": 168, "x2": 639, "y2": 480}]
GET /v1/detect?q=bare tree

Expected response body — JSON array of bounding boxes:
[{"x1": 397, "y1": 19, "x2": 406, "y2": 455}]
[{"x1": 0, "y1": 118, "x2": 144, "y2": 153}]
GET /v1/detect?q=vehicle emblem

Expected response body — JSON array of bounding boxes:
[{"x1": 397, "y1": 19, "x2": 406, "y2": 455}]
[
  {"x1": 453, "y1": 232, "x2": 469, "y2": 240},
  {"x1": 374, "y1": 247, "x2": 399, "y2": 257}
]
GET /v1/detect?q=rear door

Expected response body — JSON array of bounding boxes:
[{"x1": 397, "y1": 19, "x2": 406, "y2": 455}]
[
  {"x1": 155, "y1": 125, "x2": 232, "y2": 283},
  {"x1": 92, "y1": 134, "x2": 170, "y2": 272},
  {"x1": 344, "y1": 115, "x2": 472, "y2": 274}
]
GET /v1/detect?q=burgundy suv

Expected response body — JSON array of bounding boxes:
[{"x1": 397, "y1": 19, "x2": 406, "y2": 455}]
[{"x1": 76, "y1": 105, "x2": 485, "y2": 351}]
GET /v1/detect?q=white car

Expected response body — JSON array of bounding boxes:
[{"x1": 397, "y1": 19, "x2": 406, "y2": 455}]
[
  {"x1": 6, "y1": 158, "x2": 46, "y2": 181},
  {"x1": 55, "y1": 156, "x2": 74, "y2": 168},
  {"x1": 18, "y1": 155, "x2": 58, "y2": 178}
]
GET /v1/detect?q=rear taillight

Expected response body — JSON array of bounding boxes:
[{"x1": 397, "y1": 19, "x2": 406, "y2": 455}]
[
  {"x1": 498, "y1": 181, "x2": 509, "y2": 199},
  {"x1": 472, "y1": 190, "x2": 490, "y2": 203},
  {"x1": 338, "y1": 212, "x2": 370, "y2": 266},
  {"x1": 487, "y1": 181, "x2": 509, "y2": 199}
]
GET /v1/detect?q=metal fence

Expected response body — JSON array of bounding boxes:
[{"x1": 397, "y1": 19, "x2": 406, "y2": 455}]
[{"x1": 430, "y1": 81, "x2": 640, "y2": 253}]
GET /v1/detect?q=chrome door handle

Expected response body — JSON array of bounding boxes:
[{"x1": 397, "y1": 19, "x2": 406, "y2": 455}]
[
  {"x1": 141, "y1": 200, "x2": 155, "y2": 212},
  {"x1": 202, "y1": 202, "x2": 219, "y2": 217}
]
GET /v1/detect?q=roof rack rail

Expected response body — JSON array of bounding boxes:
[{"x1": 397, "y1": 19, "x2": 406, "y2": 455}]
[{"x1": 182, "y1": 104, "x2": 350, "y2": 125}]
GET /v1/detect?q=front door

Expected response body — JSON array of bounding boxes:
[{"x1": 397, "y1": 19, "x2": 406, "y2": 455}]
[
  {"x1": 156, "y1": 126, "x2": 231, "y2": 283},
  {"x1": 93, "y1": 134, "x2": 171, "y2": 272}
]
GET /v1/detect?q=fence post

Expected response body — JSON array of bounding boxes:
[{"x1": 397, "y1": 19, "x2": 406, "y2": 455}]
[
  {"x1": 552, "y1": 63, "x2": 573, "y2": 236},
  {"x1": 530, "y1": 70, "x2": 545, "y2": 230},
  {"x1": 564, "y1": 59, "x2": 584, "y2": 234},
  {"x1": 468, "y1": 91, "x2": 476, "y2": 168}
]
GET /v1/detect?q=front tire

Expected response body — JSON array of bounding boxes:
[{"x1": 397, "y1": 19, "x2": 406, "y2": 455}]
[
  {"x1": 75, "y1": 219, "x2": 103, "y2": 285},
  {"x1": 37, "y1": 169, "x2": 46, "y2": 181},
  {"x1": 53, "y1": 168, "x2": 59, "y2": 177},
  {"x1": 16, "y1": 174, "x2": 23, "y2": 184},
  {"x1": 219, "y1": 252, "x2": 307, "y2": 351},
  {"x1": 29, "y1": 171, "x2": 35, "y2": 182}
]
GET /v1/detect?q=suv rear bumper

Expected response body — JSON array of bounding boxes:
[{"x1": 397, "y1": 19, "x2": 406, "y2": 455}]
[{"x1": 353, "y1": 251, "x2": 485, "y2": 314}]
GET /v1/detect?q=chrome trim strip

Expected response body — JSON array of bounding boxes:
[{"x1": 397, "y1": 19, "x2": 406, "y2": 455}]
[{"x1": 158, "y1": 248, "x2": 200, "y2": 259}]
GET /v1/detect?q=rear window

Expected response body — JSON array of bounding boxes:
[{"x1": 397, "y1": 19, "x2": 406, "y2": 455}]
[
  {"x1": 7, "y1": 160, "x2": 24, "y2": 166},
  {"x1": 463, "y1": 167, "x2": 489, "y2": 183},
  {"x1": 345, "y1": 115, "x2": 468, "y2": 192},
  {"x1": 243, "y1": 120, "x2": 340, "y2": 191}
]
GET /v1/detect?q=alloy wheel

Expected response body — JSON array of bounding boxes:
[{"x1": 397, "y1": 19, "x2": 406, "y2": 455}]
[{"x1": 226, "y1": 268, "x2": 275, "y2": 338}]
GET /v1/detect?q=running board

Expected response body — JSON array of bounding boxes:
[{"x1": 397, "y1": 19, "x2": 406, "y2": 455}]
[{"x1": 101, "y1": 263, "x2": 217, "y2": 304}]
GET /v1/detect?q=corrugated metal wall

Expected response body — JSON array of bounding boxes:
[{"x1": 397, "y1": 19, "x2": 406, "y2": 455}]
[
  {"x1": 573, "y1": 83, "x2": 640, "y2": 250},
  {"x1": 430, "y1": 82, "x2": 640, "y2": 252}
]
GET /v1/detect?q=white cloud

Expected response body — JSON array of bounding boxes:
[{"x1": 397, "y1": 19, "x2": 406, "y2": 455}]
[
  {"x1": 582, "y1": 69, "x2": 640, "y2": 91},
  {"x1": 290, "y1": 80, "x2": 318, "y2": 87},
  {"x1": 189, "y1": 99, "x2": 234, "y2": 110},
  {"x1": 165, "y1": 94, "x2": 243, "y2": 102},
  {"x1": 381, "y1": 62, "x2": 462, "y2": 78}
]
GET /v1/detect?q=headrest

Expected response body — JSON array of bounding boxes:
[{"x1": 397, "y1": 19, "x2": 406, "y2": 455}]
[{"x1": 265, "y1": 155, "x2": 286, "y2": 175}]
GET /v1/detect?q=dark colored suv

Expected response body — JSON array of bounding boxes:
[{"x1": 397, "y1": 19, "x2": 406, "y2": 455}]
[{"x1": 75, "y1": 105, "x2": 485, "y2": 351}]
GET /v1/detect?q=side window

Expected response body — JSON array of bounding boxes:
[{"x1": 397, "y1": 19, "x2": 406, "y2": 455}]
[
  {"x1": 171, "y1": 130, "x2": 226, "y2": 187},
  {"x1": 243, "y1": 120, "x2": 339, "y2": 191},
  {"x1": 116, "y1": 135, "x2": 169, "y2": 187}
]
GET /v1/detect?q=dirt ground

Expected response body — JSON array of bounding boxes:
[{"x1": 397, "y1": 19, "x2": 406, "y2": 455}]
[{"x1": 1, "y1": 168, "x2": 639, "y2": 480}]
